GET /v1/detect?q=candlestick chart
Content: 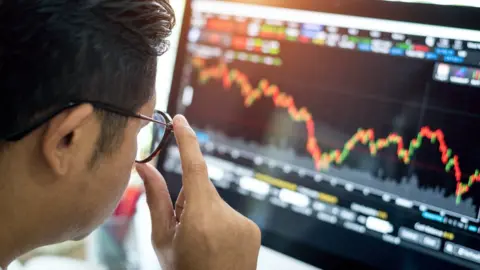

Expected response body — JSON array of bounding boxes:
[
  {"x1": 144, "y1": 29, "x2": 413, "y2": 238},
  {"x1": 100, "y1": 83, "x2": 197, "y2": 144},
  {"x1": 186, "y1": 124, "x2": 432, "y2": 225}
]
[{"x1": 191, "y1": 57, "x2": 480, "y2": 207}]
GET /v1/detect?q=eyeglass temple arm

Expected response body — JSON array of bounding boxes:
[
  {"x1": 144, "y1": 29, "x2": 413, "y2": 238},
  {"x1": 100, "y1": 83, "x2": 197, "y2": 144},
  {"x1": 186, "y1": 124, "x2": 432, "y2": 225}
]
[{"x1": 136, "y1": 111, "x2": 173, "y2": 128}]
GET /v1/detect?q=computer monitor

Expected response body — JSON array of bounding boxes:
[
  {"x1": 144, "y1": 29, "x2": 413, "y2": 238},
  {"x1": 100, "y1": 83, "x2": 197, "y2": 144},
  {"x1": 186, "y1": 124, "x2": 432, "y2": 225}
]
[{"x1": 157, "y1": 1, "x2": 480, "y2": 269}]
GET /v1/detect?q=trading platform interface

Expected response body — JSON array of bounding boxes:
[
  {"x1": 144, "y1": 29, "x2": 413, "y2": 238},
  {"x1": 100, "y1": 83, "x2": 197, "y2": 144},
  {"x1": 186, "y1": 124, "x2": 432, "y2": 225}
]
[{"x1": 161, "y1": 1, "x2": 480, "y2": 269}]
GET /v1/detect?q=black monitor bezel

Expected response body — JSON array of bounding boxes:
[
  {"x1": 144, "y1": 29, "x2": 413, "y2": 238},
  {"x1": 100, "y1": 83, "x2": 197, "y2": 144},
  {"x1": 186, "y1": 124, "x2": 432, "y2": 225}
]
[{"x1": 158, "y1": 1, "x2": 480, "y2": 269}]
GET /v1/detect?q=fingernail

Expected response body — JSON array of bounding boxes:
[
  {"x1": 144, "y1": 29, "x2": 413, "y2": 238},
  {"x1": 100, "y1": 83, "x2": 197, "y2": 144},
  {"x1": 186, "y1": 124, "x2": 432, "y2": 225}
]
[
  {"x1": 173, "y1": 115, "x2": 188, "y2": 127},
  {"x1": 135, "y1": 163, "x2": 146, "y2": 181}
]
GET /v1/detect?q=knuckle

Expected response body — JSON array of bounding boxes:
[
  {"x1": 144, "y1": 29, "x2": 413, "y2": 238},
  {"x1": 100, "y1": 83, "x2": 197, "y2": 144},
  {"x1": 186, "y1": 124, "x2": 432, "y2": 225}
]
[
  {"x1": 181, "y1": 126, "x2": 198, "y2": 141},
  {"x1": 247, "y1": 220, "x2": 261, "y2": 240},
  {"x1": 239, "y1": 218, "x2": 261, "y2": 242},
  {"x1": 186, "y1": 160, "x2": 208, "y2": 175}
]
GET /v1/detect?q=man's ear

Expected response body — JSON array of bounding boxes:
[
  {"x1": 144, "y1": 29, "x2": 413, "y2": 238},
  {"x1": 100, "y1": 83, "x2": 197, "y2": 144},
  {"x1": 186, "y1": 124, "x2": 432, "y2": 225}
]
[{"x1": 41, "y1": 104, "x2": 95, "y2": 176}]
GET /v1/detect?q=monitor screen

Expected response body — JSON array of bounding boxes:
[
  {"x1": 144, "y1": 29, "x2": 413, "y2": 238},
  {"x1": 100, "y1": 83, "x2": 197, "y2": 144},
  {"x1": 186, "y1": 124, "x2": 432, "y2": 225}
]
[
  {"x1": 383, "y1": 0, "x2": 480, "y2": 8},
  {"x1": 158, "y1": 0, "x2": 480, "y2": 269}
]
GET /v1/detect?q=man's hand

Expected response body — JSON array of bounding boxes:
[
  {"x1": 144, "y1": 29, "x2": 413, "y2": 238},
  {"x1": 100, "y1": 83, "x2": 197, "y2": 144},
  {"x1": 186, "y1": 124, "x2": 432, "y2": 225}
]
[{"x1": 136, "y1": 115, "x2": 261, "y2": 270}]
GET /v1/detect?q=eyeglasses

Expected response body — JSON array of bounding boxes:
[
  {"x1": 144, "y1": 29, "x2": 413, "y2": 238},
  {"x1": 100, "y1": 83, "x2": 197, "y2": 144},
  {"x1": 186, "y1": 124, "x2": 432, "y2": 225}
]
[
  {"x1": 135, "y1": 109, "x2": 173, "y2": 163},
  {"x1": 2, "y1": 101, "x2": 173, "y2": 164}
]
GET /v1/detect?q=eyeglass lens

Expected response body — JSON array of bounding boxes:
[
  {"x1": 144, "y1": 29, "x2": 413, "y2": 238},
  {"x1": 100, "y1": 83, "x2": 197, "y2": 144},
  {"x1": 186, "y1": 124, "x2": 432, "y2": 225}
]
[{"x1": 136, "y1": 111, "x2": 167, "y2": 162}]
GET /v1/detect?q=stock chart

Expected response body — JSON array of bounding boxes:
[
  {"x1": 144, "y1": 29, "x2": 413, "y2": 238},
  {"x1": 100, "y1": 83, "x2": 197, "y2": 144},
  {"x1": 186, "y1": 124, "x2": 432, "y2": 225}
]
[
  {"x1": 182, "y1": 42, "x2": 480, "y2": 219},
  {"x1": 193, "y1": 57, "x2": 480, "y2": 201}
]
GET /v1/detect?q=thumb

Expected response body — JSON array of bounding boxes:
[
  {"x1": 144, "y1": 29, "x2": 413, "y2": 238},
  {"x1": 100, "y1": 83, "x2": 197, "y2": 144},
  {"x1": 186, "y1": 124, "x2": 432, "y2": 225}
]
[{"x1": 136, "y1": 163, "x2": 176, "y2": 245}]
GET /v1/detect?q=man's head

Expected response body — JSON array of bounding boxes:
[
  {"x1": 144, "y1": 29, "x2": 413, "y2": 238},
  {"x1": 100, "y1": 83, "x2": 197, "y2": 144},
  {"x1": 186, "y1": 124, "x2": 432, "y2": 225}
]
[{"x1": 0, "y1": 0, "x2": 174, "y2": 251}]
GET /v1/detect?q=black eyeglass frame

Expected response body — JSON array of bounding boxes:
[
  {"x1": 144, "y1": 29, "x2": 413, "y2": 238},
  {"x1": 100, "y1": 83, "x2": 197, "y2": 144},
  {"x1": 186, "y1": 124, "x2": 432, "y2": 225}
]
[{"x1": 2, "y1": 100, "x2": 173, "y2": 164}]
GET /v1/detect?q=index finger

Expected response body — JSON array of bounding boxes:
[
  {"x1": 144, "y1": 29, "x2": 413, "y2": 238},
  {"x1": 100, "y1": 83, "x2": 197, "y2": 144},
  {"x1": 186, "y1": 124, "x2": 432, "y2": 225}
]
[{"x1": 173, "y1": 115, "x2": 216, "y2": 199}]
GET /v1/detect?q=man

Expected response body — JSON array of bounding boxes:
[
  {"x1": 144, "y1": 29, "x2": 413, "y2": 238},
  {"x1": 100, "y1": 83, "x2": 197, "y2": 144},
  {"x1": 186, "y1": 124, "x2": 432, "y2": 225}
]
[{"x1": 0, "y1": 0, "x2": 261, "y2": 269}]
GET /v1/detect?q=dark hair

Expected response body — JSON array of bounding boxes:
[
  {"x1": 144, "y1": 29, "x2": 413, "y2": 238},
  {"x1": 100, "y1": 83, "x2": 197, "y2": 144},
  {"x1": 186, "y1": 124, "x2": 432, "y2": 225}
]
[{"x1": 0, "y1": 0, "x2": 175, "y2": 157}]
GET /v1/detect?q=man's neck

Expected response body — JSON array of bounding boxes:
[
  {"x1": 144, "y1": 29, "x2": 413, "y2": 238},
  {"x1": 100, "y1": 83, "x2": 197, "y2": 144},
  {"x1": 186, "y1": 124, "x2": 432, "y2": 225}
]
[
  {"x1": 0, "y1": 149, "x2": 48, "y2": 268},
  {"x1": 0, "y1": 156, "x2": 34, "y2": 268},
  {"x1": 0, "y1": 212, "x2": 22, "y2": 269},
  {"x1": 0, "y1": 231, "x2": 14, "y2": 268},
  {"x1": 0, "y1": 186, "x2": 35, "y2": 269},
  {"x1": 0, "y1": 198, "x2": 40, "y2": 269}
]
